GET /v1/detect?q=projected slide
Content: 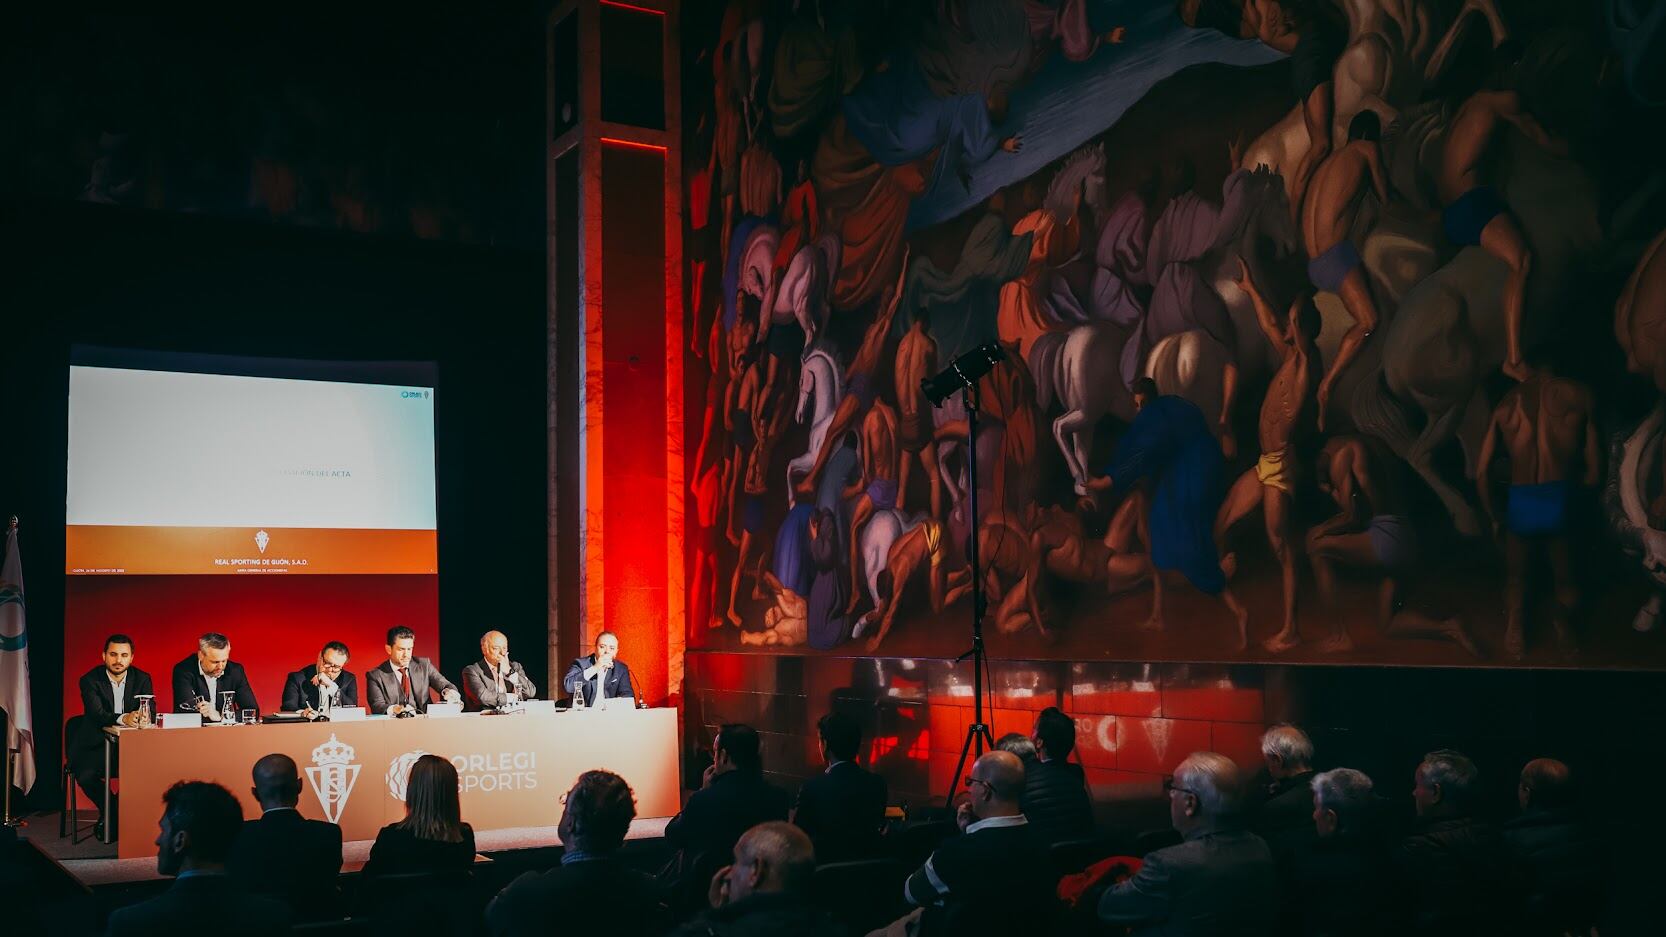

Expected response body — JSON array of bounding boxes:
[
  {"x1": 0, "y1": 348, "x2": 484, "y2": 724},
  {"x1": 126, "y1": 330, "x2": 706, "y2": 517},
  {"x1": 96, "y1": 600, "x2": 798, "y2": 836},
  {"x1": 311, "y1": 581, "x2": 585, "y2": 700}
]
[{"x1": 67, "y1": 365, "x2": 437, "y2": 574}]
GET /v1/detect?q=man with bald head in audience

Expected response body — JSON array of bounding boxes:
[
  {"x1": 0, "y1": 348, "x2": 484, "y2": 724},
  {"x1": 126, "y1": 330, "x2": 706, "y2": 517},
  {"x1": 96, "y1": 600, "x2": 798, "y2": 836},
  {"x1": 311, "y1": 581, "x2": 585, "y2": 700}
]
[
  {"x1": 671, "y1": 821, "x2": 842, "y2": 936},
  {"x1": 462, "y1": 630, "x2": 538, "y2": 711},
  {"x1": 1099, "y1": 751, "x2": 1278, "y2": 935},
  {"x1": 228, "y1": 753, "x2": 343, "y2": 917},
  {"x1": 1503, "y1": 758, "x2": 1600, "y2": 935},
  {"x1": 897, "y1": 750, "x2": 1057, "y2": 935}
]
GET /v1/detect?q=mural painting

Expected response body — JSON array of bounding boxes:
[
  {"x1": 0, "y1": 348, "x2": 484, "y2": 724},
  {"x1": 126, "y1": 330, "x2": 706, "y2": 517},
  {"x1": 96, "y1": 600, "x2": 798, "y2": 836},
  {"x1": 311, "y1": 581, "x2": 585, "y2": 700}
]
[{"x1": 683, "y1": 0, "x2": 1666, "y2": 667}]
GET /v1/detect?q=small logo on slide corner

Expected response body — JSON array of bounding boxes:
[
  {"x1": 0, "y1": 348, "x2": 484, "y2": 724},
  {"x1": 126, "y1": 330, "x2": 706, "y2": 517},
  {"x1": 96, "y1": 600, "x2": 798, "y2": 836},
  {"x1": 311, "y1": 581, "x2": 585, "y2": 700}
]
[
  {"x1": 305, "y1": 734, "x2": 361, "y2": 824},
  {"x1": 254, "y1": 530, "x2": 270, "y2": 554}
]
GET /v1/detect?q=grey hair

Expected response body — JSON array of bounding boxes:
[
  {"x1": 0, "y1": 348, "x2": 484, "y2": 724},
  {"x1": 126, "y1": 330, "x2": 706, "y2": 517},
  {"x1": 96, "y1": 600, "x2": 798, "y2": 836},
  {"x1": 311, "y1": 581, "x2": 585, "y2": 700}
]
[
  {"x1": 1174, "y1": 751, "x2": 1243, "y2": 817},
  {"x1": 1420, "y1": 749, "x2": 1479, "y2": 805},
  {"x1": 994, "y1": 732, "x2": 1037, "y2": 761},
  {"x1": 1260, "y1": 724, "x2": 1314, "y2": 768},
  {"x1": 198, "y1": 632, "x2": 230, "y2": 651},
  {"x1": 1311, "y1": 768, "x2": 1374, "y2": 828}
]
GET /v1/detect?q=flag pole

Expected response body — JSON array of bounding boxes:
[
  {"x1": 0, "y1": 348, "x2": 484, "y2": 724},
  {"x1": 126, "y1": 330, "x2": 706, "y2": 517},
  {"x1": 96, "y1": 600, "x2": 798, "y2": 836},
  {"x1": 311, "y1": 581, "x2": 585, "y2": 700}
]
[{"x1": 4, "y1": 515, "x2": 15, "y2": 825}]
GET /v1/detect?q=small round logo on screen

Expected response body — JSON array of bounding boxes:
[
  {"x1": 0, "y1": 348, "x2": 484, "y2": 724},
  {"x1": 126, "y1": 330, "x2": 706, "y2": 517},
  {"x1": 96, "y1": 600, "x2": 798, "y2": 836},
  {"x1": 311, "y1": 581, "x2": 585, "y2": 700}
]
[{"x1": 386, "y1": 749, "x2": 431, "y2": 802}]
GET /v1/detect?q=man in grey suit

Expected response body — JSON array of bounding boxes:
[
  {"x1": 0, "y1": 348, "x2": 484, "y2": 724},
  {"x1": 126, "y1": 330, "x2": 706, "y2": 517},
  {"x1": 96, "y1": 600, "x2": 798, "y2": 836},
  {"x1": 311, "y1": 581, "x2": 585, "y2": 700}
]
[
  {"x1": 562, "y1": 631, "x2": 636, "y2": 708},
  {"x1": 1099, "y1": 751, "x2": 1279, "y2": 936},
  {"x1": 364, "y1": 626, "x2": 460, "y2": 715},
  {"x1": 461, "y1": 630, "x2": 538, "y2": 711}
]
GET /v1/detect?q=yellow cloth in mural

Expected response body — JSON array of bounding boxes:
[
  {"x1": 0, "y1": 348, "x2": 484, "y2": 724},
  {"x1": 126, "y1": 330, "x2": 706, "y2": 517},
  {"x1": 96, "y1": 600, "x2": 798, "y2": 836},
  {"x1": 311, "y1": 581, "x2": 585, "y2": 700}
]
[{"x1": 1255, "y1": 448, "x2": 1294, "y2": 494}]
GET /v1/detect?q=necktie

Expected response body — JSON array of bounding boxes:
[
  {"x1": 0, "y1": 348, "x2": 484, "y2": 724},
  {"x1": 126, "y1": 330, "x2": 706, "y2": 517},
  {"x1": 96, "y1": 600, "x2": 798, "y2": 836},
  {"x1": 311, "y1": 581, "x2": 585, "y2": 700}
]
[{"x1": 400, "y1": 668, "x2": 413, "y2": 706}]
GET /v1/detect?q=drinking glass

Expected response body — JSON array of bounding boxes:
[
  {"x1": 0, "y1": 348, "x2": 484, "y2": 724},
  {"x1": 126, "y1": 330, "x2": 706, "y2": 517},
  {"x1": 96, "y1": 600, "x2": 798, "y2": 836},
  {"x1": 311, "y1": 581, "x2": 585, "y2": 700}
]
[{"x1": 241, "y1": 708, "x2": 257, "y2": 725}]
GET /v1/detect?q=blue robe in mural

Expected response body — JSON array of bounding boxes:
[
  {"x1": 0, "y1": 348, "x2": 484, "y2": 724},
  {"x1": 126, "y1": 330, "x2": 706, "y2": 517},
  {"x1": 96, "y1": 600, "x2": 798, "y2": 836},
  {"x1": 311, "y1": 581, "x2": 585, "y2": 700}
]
[
  {"x1": 1103, "y1": 394, "x2": 1225, "y2": 595},
  {"x1": 773, "y1": 502, "x2": 817, "y2": 598}
]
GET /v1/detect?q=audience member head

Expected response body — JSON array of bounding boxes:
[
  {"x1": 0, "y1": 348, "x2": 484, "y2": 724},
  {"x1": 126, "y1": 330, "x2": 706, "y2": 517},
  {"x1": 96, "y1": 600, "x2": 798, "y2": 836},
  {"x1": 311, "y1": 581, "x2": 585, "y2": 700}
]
[
  {"x1": 480, "y1": 630, "x2": 509, "y2": 668},
  {"x1": 1132, "y1": 376, "x2": 1160, "y2": 411},
  {"x1": 251, "y1": 753, "x2": 303, "y2": 812},
  {"x1": 816, "y1": 712, "x2": 862, "y2": 766},
  {"x1": 716, "y1": 723, "x2": 763, "y2": 775},
  {"x1": 385, "y1": 626, "x2": 416, "y2": 668},
  {"x1": 103, "y1": 634, "x2": 135, "y2": 676},
  {"x1": 1168, "y1": 751, "x2": 1243, "y2": 836},
  {"x1": 1518, "y1": 758, "x2": 1573, "y2": 812},
  {"x1": 723, "y1": 822, "x2": 816, "y2": 906},
  {"x1": 196, "y1": 633, "x2": 231, "y2": 677},
  {"x1": 558, "y1": 770, "x2": 636, "y2": 855},
  {"x1": 1414, "y1": 749, "x2": 1479, "y2": 819},
  {"x1": 963, "y1": 750, "x2": 1025, "y2": 824},
  {"x1": 155, "y1": 781, "x2": 243, "y2": 876},
  {"x1": 1261, "y1": 724, "x2": 1314, "y2": 779},
  {"x1": 1310, "y1": 768, "x2": 1374, "y2": 838},
  {"x1": 1032, "y1": 707, "x2": 1077, "y2": 762},
  {"x1": 995, "y1": 732, "x2": 1037, "y2": 761},
  {"x1": 398, "y1": 754, "x2": 466, "y2": 843}
]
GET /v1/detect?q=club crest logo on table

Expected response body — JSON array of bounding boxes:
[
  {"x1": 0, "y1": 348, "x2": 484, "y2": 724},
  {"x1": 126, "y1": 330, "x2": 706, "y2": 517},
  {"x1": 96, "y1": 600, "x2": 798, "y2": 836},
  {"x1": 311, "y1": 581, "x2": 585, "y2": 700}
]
[
  {"x1": 386, "y1": 749, "x2": 430, "y2": 802},
  {"x1": 306, "y1": 734, "x2": 361, "y2": 823}
]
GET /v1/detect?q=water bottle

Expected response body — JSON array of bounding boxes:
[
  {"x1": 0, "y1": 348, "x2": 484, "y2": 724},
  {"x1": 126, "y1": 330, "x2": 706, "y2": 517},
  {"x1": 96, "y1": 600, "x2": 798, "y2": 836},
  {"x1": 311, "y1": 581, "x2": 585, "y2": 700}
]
[
  {"x1": 573, "y1": 689, "x2": 586, "y2": 712},
  {"x1": 220, "y1": 691, "x2": 237, "y2": 725}
]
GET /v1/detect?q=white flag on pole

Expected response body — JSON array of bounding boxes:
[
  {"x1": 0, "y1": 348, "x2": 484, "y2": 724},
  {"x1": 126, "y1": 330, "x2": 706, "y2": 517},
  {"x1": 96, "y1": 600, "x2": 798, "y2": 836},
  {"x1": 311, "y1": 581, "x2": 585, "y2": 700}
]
[{"x1": 1, "y1": 519, "x2": 36, "y2": 794}]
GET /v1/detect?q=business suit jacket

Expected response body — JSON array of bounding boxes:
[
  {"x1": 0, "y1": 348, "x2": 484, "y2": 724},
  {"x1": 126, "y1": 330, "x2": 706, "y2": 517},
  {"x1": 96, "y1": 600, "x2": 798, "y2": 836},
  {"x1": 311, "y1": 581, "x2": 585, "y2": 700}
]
[
  {"x1": 1021, "y1": 757, "x2": 1096, "y2": 846},
  {"x1": 666, "y1": 769, "x2": 791, "y2": 868},
  {"x1": 365, "y1": 657, "x2": 459, "y2": 714},
  {"x1": 105, "y1": 873, "x2": 292, "y2": 937},
  {"x1": 486, "y1": 855, "x2": 669, "y2": 937},
  {"x1": 792, "y1": 761, "x2": 888, "y2": 863},
  {"x1": 171, "y1": 655, "x2": 260, "y2": 716},
  {"x1": 1098, "y1": 826, "x2": 1279, "y2": 936},
  {"x1": 228, "y1": 807, "x2": 344, "y2": 913},
  {"x1": 461, "y1": 658, "x2": 538, "y2": 711},
  {"x1": 280, "y1": 665, "x2": 359, "y2": 711},
  {"x1": 562, "y1": 655, "x2": 636, "y2": 707},
  {"x1": 74, "y1": 665, "x2": 153, "y2": 769}
]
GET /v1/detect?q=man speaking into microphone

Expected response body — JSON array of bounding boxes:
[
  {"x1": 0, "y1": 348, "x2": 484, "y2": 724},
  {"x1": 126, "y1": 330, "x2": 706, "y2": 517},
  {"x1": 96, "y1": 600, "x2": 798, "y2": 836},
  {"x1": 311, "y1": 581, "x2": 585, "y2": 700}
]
[
  {"x1": 462, "y1": 630, "x2": 537, "y2": 711},
  {"x1": 281, "y1": 641, "x2": 357, "y2": 712},
  {"x1": 563, "y1": 632, "x2": 635, "y2": 709}
]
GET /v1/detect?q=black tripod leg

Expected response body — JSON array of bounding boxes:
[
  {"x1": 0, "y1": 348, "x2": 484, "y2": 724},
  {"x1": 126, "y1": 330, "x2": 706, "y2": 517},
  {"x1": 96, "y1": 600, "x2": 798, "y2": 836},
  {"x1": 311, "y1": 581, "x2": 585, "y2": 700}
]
[{"x1": 943, "y1": 719, "x2": 995, "y2": 810}]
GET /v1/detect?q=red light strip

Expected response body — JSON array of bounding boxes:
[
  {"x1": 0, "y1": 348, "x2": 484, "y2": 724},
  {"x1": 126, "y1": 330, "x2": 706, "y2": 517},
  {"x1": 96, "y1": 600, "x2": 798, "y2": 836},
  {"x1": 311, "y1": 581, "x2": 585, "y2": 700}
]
[
  {"x1": 600, "y1": 1, "x2": 666, "y2": 16},
  {"x1": 600, "y1": 136, "x2": 668, "y2": 153}
]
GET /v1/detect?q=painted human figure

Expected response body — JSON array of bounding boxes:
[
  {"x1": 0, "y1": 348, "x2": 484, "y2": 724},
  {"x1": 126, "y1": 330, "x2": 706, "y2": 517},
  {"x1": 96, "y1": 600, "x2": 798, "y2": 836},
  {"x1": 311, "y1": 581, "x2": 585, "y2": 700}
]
[
  {"x1": 1307, "y1": 436, "x2": 1479, "y2": 656},
  {"x1": 796, "y1": 256, "x2": 909, "y2": 496},
  {"x1": 894, "y1": 305, "x2": 944, "y2": 524},
  {"x1": 725, "y1": 339, "x2": 771, "y2": 626},
  {"x1": 979, "y1": 510, "x2": 1045, "y2": 638},
  {"x1": 861, "y1": 518, "x2": 973, "y2": 652},
  {"x1": 1437, "y1": 46, "x2": 1567, "y2": 382},
  {"x1": 1476, "y1": 370, "x2": 1600, "y2": 660},
  {"x1": 1303, "y1": 109, "x2": 1389, "y2": 427},
  {"x1": 1214, "y1": 259, "x2": 1321, "y2": 653},
  {"x1": 844, "y1": 398, "x2": 901, "y2": 611}
]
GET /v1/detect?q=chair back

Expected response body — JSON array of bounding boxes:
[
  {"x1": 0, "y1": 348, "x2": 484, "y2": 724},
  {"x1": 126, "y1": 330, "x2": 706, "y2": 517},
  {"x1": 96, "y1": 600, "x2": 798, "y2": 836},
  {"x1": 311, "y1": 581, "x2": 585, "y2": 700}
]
[
  {"x1": 353, "y1": 870, "x2": 481, "y2": 936},
  {"x1": 62, "y1": 715, "x2": 87, "y2": 771},
  {"x1": 885, "y1": 819, "x2": 956, "y2": 871},
  {"x1": 1050, "y1": 836, "x2": 1114, "y2": 877},
  {"x1": 813, "y1": 858, "x2": 908, "y2": 934}
]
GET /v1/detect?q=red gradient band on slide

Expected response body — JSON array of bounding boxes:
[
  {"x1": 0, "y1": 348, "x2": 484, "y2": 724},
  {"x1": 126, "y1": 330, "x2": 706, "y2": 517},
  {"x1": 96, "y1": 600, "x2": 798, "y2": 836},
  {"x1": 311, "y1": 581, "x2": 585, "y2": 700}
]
[{"x1": 66, "y1": 526, "x2": 437, "y2": 575}]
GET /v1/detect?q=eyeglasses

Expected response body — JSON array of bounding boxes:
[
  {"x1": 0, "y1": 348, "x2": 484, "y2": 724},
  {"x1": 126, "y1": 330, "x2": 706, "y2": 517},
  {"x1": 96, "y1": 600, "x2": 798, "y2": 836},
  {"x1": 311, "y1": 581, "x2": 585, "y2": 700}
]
[
  {"x1": 1162, "y1": 776, "x2": 1198, "y2": 799},
  {"x1": 962, "y1": 776, "x2": 999, "y2": 797}
]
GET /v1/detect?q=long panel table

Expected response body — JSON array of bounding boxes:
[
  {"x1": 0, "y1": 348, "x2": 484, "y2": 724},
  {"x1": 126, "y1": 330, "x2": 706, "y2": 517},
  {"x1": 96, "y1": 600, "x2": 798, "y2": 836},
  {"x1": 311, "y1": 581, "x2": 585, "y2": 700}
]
[{"x1": 106, "y1": 707, "x2": 680, "y2": 858}]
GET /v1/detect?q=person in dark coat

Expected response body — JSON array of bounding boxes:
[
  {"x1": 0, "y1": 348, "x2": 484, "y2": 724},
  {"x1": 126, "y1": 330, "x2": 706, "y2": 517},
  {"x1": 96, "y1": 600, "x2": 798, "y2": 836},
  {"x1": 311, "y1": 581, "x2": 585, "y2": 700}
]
[
  {"x1": 664, "y1": 724, "x2": 791, "y2": 908},
  {"x1": 73, "y1": 633, "x2": 154, "y2": 837},
  {"x1": 363, "y1": 754, "x2": 476, "y2": 877},
  {"x1": 1254, "y1": 724, "x2": 1319, "y2": 863},
  {"x1": 170, "y1": 632, "x2": 259, "y2": 719},
  {"x1": 1502, "y1": 758, "x2": 1602, "y2": 935},
  {"x1": 1290, "y1": 768, "x2": 1400, "y2": 936},
  {"x1": 792, "y1": 712, "x2": 887, "y2": 863},
  {"x1": 670, "y1": 823, "x2": 842, "y2": 937},
  {"x1": 487, "y1": 770, "x2": 669, "y2": 936},
  {"x1": 1021, "y1": 706, "x2": 1095, "y2": 845},
  {"x1": 1396, "y1": 749, "x2": 1516, "y2": 935},
  {"x1": 228, "y1": 753, "x2": 343, "y2": 918},
  {"x1": 805, "y1": 508, "x2": 850, "y2": 650}
]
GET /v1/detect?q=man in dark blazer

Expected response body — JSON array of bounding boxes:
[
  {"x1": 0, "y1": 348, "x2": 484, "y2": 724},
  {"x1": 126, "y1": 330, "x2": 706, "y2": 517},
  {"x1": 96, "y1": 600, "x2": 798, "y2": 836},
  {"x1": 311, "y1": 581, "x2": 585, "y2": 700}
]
[
  {"x1": 562, "y1": 631, "x2": 636, "y2": 708},
  {"x1": 170, "y1": 632, "x2": 259, "y2": 721},
  {"x1": 665, "y1": 724, "x2": 790, "y2": 908},
  {"x1": 365, "y1": 625, "x2": 460, "y2": 715},
  {"x1": 74, "y1": 633, "x2": 154, "y2": 837},
  {"x1": 792, "y1": 712, "x2": 887, "y2": 863},
  {"x1": 280, "y1": 641, "x2": 358, "y2": 712},
  {"x1": 228, "y1": 753, "x2": 343, "y2": 918},
  {"x1": 462, "y1": 630, "x2": 538, "y2": 711},
  {"x1": 1022, "y1": 706, "x2": 1096, "y2": 846},
  {"x1": 106, "y1": 781, "x2": 292, "y2": 937}
]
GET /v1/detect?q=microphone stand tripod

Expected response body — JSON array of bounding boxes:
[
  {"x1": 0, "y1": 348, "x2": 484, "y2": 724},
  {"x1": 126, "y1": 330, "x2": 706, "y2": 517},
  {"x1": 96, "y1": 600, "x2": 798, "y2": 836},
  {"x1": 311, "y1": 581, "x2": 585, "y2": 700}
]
[{"x1": 941, "y1": 377, "x2": 996, "y2": 809}]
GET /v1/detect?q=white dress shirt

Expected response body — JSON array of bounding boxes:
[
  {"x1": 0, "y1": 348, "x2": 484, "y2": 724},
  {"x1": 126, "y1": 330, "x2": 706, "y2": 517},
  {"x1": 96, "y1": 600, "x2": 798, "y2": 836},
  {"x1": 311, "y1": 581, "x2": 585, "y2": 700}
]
[
  {"x1": 108, "y1": 671, "x2": 127, "y2": 714},
  {"x1": 199, "y1": 664, "x2": 219, "y2": 706}
]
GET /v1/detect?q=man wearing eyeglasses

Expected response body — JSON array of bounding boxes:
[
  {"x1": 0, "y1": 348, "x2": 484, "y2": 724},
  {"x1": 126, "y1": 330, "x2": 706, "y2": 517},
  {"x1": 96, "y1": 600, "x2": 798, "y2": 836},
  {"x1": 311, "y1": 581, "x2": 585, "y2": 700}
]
[
  {"x1": 895, "y1": 750, "x2": 1056, "y2": 934},
  {"x1": 281, "y1": 642, "x2": 358, "y2": 713},
  {"x1": 1098, "y1": 751, "x2": 1278, "y2": 935}
]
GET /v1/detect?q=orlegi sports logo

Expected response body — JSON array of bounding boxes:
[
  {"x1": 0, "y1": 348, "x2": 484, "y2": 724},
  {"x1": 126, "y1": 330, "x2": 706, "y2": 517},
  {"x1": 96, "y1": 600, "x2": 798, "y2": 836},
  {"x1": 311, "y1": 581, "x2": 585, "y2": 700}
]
[{"x1": 386, "y1": 748, "x2": 540, "y2": 800}]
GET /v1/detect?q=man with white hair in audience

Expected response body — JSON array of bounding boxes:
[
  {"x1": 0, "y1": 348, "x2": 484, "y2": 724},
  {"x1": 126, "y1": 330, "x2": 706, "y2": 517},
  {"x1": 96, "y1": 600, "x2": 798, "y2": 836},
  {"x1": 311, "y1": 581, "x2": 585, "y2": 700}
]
[
  {"x1": 1290, "y1": 768, "x2": 1398, "y2": 936},
  {"x1": 1098, "y1": 751, "x2": 1278, "y2": 935},
  {"x1": 1254, "y1": 724, "x2": 1319, "y2": 864},
  {"x1": 671, "y1": 821, "x2": 842, "y2": 936},
  {"x1": 1397, "y1": 748, "x2": 1515, "y2": 934}
]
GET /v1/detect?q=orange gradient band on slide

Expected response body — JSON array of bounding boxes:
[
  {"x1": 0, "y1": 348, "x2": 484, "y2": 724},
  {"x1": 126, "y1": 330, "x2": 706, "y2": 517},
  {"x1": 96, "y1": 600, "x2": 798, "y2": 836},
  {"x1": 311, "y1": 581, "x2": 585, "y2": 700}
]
[{"x1": 66, "y1": 526, "x2": 437, "y2": 575}]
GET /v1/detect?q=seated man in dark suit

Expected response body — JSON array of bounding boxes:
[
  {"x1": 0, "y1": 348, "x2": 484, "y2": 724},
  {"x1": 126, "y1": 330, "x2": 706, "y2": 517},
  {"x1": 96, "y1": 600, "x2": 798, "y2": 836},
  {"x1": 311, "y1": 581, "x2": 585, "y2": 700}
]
[
  {"x1": 228, "y1": 753, "x2": 343, "y2": 917},
  {"x1": 462, "y1": 630, "x2": 538, "y2": 711},
  {"x1": 74, "y1": 633, "x2": 154, "y2": 838},
  {"x1": 365, "y1": 626, "x2": 460, "y2": 715},
  {"x1": 897, "y1": 750, "x2": 1057, "y2": 935},
  {"x1": 106, "y1": 781, "x2": 292, "y2": 937},
  {"x1": 487, "y1": 770, "x2": 668, "y2": 936},
  {"x1": 792, "y1": 712, "x2": 888, "y2": 863},
  {"x1": 670, "y1": 822, "x2": 843, "y2": 937},
  {"x1": 1397, "y1": 749, "x2": 1515, "y2": 934},
  {"x1": 563, "y1": 631, "x2": 636, "y2": 708},
  {"x1": 1022, "y1": 706, "x2": 1095, "y2": 846},
  {"x1": 1099, "y1": 751, "x2": 1279, "y2": 935},
  {"x1": 280, "y1": 641, "x2": 358, "y2": 712},
  {"x1": 1291, "y1": 768, "x2": 1400, "y2": 936},
  {"x1": 1254, "y1": 724, "x2": 1320, "y2": 863},
  {"x1": 664, "y1": 724, "x2": 790, "y2": 905},
  {"x1": 1502, "y1": 758, "x2": 1600, "y2": 936},
  {"x1": 171, "y1": 632, "x2": 259, "y2": 721}
]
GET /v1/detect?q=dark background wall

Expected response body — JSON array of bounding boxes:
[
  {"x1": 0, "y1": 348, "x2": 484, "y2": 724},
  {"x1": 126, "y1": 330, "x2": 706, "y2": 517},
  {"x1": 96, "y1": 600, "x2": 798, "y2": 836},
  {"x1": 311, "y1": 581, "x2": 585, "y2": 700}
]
[{"x1": 0, "y1": 199, "x2": 546, "y2": 806}]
